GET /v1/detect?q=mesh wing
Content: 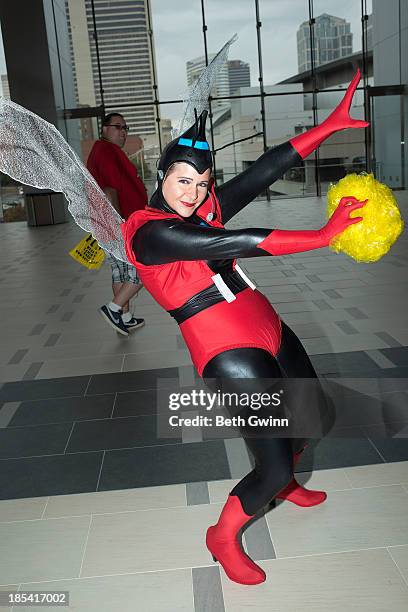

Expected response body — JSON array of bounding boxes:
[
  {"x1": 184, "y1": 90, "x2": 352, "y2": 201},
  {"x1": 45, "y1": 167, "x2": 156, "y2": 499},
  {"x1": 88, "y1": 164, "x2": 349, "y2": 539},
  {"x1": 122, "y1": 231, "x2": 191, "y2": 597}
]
[
  {"x1": 174, "y1": 34, "x2": 237, "y2": 138},
  {"x1": 0, "y1": 98, "x2": 127, "y2": 261}
]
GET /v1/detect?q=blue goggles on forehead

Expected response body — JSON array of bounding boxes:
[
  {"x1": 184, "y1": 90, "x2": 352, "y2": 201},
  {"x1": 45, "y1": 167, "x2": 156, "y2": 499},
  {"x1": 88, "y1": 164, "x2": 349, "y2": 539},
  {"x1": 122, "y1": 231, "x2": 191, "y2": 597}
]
[{"x1": 178, "y1": 138, "x2": 210, "y2": 150}]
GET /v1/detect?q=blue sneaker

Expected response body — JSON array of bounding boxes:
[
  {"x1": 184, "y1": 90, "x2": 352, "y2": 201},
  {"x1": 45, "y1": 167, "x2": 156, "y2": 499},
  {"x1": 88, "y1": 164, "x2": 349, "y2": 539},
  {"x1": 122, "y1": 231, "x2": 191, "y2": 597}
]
[
  {"x1": 99, "y1": 304, "x2": 128, "y2": 336},
  {"x1": 123, "y1": 317, "x2": 144, "y2": 331},
  {"x1": 125, "y1": 316, "x2": 145, "y2": 331}
]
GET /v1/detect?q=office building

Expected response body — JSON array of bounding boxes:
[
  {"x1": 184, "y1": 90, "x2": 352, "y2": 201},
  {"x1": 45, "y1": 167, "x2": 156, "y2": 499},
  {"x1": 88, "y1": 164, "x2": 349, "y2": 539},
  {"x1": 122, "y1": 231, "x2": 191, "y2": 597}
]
[
  {"x1": 1, "y1": 73, "x2": 10, "y2": 99},
  {"x1": 66, "y1": 0, "x2": 157, "y2": 136},
  {"x1": 228, "y1": 59, "x2": 251, "y2": 94},
  {"x1": 297, "y1": 13, "x2": 353, "y2": 73},
  {"x1": 187, "y1": 56, "x2": 251, "y2": 107}
]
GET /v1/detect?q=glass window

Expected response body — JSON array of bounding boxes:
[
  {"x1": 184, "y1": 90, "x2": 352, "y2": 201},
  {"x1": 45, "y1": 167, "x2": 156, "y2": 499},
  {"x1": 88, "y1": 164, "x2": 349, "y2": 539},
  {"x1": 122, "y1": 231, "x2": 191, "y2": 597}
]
[
  {"x1": 316, "y1": 88, "x2": 366, "y2": 194},
  {"x1": 150, "y1": 0, "x2": 203, "y2": 130},
  {"x1": 311, "y1": 0, "x2": 364, "y2": 89},
  {"x1": 260, "y1": 0, "x2": 309, "y2": 86},
  {"x1": 264, "y1": 92, "x2": 313, "y2": 197}
]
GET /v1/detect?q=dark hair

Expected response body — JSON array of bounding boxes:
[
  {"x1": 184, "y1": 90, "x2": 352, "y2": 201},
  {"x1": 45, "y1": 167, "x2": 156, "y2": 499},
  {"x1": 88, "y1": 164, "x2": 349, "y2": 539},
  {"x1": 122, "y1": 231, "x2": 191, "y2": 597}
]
[{"x1": 102, "y1": 112, "x2": 125, "y2": 126}]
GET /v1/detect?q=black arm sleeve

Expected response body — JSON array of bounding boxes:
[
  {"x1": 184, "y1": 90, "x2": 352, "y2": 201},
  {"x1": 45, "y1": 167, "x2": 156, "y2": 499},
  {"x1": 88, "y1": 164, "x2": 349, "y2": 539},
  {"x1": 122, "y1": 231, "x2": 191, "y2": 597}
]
[
  {"x1": 216, "y1": 141, "x2": 302, "y2": 224},
  {"x1": 133, "y1": 220, "x2": 271, "y2": 265}
]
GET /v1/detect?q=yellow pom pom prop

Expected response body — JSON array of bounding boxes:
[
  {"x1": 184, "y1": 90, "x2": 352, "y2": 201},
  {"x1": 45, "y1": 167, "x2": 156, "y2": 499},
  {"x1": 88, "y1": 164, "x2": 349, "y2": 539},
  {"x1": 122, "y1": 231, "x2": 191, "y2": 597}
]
[{"x1": 327, "y1": 173, "x2": 404, "y2": 262}]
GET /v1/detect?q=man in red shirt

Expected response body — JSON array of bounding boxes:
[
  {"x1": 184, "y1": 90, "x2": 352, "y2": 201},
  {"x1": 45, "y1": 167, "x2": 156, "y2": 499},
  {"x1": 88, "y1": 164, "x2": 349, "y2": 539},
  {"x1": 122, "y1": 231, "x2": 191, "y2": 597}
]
[{"x1": 87, "y1": 112, "x2": 148, "y2": 336}]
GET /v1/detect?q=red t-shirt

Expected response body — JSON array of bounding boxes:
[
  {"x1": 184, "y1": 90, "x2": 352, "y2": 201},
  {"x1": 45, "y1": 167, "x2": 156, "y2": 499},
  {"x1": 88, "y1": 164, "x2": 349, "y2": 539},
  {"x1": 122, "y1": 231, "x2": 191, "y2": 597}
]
[{"x1": 87, "y1": 139, "x2": 148, "y2": 219}]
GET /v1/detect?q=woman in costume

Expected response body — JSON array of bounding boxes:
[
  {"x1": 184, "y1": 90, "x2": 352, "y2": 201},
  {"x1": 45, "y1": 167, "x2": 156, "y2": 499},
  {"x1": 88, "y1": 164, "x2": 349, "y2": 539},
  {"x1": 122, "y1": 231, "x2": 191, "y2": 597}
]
[
  {"x1": 121, "y1": 70, "x2": 368, "y2": 585},
  {"x1": 0, "y1": 42, "x2": 369, "y2": 585}
]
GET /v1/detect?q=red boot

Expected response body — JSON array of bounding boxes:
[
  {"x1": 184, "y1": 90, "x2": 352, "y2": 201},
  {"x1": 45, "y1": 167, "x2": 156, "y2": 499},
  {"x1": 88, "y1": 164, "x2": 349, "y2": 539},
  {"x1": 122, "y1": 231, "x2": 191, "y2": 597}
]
[
  {"x1": 276, "y1": 447, "x2": 327, "y2": 507},
  {"x1": 206, "y1": 495, "x2": 266, "y2": 585}
]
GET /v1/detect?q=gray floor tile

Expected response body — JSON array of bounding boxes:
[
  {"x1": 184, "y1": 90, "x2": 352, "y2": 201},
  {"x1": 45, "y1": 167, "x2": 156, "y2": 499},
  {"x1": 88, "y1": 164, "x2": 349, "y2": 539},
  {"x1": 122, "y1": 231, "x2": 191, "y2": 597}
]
[
  {"x1": 313, "y1": 299, "x2": 333, "y2": 310},
  {"x1": 365, "y1": 349, "x2": 398, "y2": 369},
  {"x1": 37, "y1": 354, "x2": 123, "y2": 379},
  {"x1": 310, "y1": 350, "x2": 381, "y2": 375},
  {"x1": 186, "y1": 481, "x2": 210, "y2": 506},
  {"x1": 298, "y1": 436, "x2": 385, "y2": 471},
  {"x1": 20, "y1": 570, "x2": 195, "y2": 612},
  {"x1": 99, "y1": 440, "x2": 231, "y2": 490},
  {"x1": 375, "y1": 332, "x2": 404, "y2": 347},
  {"x1": 243, "y1": 514, "x2": 276, "y2": 561},
  {"x1": 0, "y1": 421, "x2": 73, "y2": 459},
  {"x1": 0, "y1": 375, "x2": 90, "y2": 402},
  {"x1": 22, "y1": 362, "x2": 43, "y2": 380},
  {"x1": 43, "y1": 333, "x2": 61, "y2": 347},
  {"x1": 335, "y1": 320, "x2": 358, "y2": 334},
  {"x1": 66, "y1": 415, "x2": 177, "y2": 453},
  {"x1": 86, "y1": 367, "x2": 179, "y2": 394},
  {"x1": 324, "y1": 289, "x2": 342, "y2": 298},
  {"x1": 224, "y1": 437, "x2": 252, "y2": 478},
  {"x1": 0, "y1": 402, "x2": 20, "y2": 428},
  {"x1": 380, "y1": 346, "x2": 408, "y2": 367},
  {"x1": 192, "y1": 566, "x2": 225, "y2": 612},
  {"x1": 113, "y1": 389, "x2": 170, "y2": 417},
  {"x1": 221, "y1": 549, "x2": 408, "y2": 611},
  {"x1": 0, "y1": 515, "x2": 91, "y2": 584},
  {"x1": 345, "y1": 307, "x2": 369, "y2": 319},
  {"x1": 46, "y1": 304, "x2": 60, "y2": 314},
  {"x1": 0, "y1": 451, "x2": 103, "y2": 500},
  {"x1": 28, "y1": 323, "x2": 46, "y2": 336},
  {"x1": 366, "y1": 437, "x2": 408, "y2": 462},
  {"x1": 7, "y1": 349, "x2": 28, "y2": 365},
  {"x1": 9, "y1": 394, "x2": 115, "y2": 427}
]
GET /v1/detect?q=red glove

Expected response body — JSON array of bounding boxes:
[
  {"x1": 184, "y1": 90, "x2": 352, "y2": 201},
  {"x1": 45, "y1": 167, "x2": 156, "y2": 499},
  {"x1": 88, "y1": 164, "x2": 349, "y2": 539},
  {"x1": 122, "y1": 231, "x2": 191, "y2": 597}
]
[
  {"x1": 290, "y1": 70, "x2": 369, "y2": 159},
  {"x1": 257, "y1": 196, "x2": 367, "y2": 256}
]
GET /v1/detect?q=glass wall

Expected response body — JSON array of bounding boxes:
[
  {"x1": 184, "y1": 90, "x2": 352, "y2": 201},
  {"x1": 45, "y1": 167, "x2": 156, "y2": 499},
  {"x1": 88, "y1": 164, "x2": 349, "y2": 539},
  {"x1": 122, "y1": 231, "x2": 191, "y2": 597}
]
[{"x1": 2, "y1": 0, "x2": 405, "y2": 200}]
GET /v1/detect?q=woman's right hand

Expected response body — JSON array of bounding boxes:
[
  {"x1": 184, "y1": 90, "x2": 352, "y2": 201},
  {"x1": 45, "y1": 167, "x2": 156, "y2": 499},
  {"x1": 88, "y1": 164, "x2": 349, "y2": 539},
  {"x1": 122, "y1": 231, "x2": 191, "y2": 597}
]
[{"x1": 321, "y1": 196, "x2": 367, "y2": 243}]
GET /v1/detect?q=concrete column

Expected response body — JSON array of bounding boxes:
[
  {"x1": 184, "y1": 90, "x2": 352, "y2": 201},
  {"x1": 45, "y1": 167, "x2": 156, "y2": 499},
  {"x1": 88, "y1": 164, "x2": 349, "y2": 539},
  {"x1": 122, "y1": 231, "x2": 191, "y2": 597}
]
[{"x1": 0, "y1": 0, "x2": 58, "y2": 124}]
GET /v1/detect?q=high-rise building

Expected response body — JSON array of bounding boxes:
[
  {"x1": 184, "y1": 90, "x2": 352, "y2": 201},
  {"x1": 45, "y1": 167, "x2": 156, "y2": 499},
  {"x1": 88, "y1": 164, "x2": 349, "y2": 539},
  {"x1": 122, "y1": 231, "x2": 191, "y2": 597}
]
[
  {"x1": 187, "y1": 54, "x2": 230, "y2": 109},
  {"x1": 1, "y1": 74, "x2": 10, "y2": 99},
  {"x1": 186, "y1": 56, "x2": 251, "y2": 108},
  {"x1": 297, "y1": 13, "x2": 353, "y2": 73},
  {"x1": 66, "y1": 0, "x2": 157, "y2": 136},
  {"x1": 228, "y1": 60, "x2": 251, "y2": 95}
]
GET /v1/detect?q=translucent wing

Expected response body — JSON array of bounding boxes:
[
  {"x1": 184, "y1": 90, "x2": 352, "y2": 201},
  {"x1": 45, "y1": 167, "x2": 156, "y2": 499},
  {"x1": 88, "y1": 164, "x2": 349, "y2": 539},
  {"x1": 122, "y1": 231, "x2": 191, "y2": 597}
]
[
  {"x1": 0, "y1": 98, "x2": 127, "y2": 261},
  {"x1": 174, "y1": 33, "x2": 238, "y2": 138}
]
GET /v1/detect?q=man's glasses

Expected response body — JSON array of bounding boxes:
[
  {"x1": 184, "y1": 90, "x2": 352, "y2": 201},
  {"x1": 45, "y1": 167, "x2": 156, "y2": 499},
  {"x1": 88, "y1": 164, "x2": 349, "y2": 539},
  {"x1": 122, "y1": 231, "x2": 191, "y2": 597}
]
[{"x1": 106, "y1": 123, "x2": 130, "y2": 132}]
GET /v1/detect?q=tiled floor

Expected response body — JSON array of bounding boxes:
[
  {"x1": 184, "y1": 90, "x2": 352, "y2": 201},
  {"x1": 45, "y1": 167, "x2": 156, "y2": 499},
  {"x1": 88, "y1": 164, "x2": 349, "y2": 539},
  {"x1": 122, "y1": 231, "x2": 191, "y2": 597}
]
[
  {"x1": 0, "y1": 370, "x2": 408, "y2": 501},
  {"x1": 0, "y1": 192, "x2": 407, "y2": 610},
  {"x1": 1, "y1": 192, "x2": 408, "y2": 382},
  {"x1": 1, "y1": 462, "x2": 408, "y2": 611}
]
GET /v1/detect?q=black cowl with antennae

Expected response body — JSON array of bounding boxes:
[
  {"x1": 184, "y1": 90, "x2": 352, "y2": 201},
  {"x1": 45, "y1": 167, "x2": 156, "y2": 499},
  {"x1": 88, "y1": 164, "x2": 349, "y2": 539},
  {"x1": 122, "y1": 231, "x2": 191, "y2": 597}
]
[{"x1": 150, "y1": 109, "x2": 213, "y2": 213}]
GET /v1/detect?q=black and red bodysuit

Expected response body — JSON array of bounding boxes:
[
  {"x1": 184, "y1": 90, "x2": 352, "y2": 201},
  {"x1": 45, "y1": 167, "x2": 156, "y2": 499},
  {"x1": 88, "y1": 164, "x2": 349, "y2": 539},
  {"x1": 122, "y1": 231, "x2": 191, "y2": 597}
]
[
  {"x1": 122, "y1": 136, "x2": 344, "y2": 517},
  {"x1": 119, "y1": 72, "x2": 368, "y2": 586},
  {"x1": 122, "y1": 142, "x2": 301, "y2": 376}
]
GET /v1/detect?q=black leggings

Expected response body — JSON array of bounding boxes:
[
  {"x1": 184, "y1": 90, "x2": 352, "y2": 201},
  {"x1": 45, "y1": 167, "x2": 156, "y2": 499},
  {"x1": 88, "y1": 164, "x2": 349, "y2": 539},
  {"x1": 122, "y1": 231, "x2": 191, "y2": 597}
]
[{"x1": 203, "y1": 321, "x2": 330, "y2": 515}]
